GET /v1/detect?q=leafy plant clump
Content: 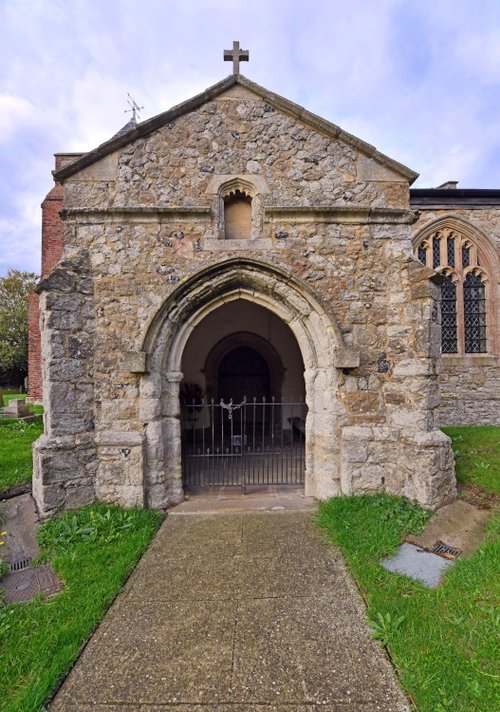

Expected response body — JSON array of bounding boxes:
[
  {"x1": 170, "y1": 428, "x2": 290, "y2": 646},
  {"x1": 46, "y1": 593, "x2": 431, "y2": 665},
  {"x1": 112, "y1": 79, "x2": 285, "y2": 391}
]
[
  {"x1": 38, "y1": 506, "x2": 136, "y2": 549},
  {"x1": 0, "y1": 504, "x2": 163, "y2": 712}
]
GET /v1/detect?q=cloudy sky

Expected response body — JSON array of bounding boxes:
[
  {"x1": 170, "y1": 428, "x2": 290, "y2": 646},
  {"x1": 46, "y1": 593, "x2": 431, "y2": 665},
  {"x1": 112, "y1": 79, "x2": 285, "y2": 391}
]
[{"x1": 1, "y1": 0, "x2": 500, "y2": 276}]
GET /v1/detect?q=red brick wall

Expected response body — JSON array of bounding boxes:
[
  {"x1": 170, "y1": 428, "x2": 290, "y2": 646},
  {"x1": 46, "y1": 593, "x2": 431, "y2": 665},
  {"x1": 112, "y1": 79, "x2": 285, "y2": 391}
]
[
  {"x1": 28, "y1": 291, "x2": 42, "y2": 400},
  {"x1": 41, "y1": 182, "x2": 64, "y2": 279},
  {"x1": 28, "y1": 169, "x2": 64, "y2": 401}
]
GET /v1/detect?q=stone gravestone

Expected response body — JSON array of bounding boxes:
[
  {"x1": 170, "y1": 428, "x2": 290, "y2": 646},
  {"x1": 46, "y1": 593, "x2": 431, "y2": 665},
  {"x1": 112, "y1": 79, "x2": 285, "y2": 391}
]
[{"x1": 3, "y1": 399, "x2": 30, "y2": 418}]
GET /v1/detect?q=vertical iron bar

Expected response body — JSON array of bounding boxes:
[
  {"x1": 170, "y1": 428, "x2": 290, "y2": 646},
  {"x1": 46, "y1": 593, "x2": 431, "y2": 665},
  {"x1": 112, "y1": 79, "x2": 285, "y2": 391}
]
[
  {"x1": 252, "y1": 397, "x2": 256, "y2": 454},
  {"x1": 271, "y1": 396, "x2": 275, "y2": 485}
]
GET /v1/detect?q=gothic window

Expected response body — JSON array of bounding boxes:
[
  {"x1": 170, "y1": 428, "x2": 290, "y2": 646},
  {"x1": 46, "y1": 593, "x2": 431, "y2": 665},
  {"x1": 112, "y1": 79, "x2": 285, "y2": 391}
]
[
  {"x1": 446, "y1": 236, "x2": 455, "y2": 267},
  {"x1": 414, "y1": 227, "x2": 490, "y2": 355},
  {"x1": 462, "y1": 244, "x2": 470, "y2": 267},
  {"x1": 441, "y1": 276, "x2": 458, "y2": 353},
  {"x1": 432, "y1": 235, "x2": 441, "y2": 268},
  {"x1": 224, "y1": 189, "x2": 252, "y2": 239},
  {"x1": 464, "y1": 273, "x2": 487, "y2": 353}
]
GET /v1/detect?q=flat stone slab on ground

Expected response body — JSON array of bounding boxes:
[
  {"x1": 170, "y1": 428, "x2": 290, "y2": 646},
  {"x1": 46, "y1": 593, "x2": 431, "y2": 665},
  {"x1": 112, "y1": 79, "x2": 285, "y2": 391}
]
[
  {"x1": 0, "y1": 493, "x2": 39, "y2": 564},
  {"x1": 50, "y1": 511, "x2": 410, "y2": 711},
  {"x1": 382, "y1": 542, "x2": 454, "y2": 588},
  {"x1": 405, "y1": 499, "x2": 491, "y2": 557},
  {"x1": 173, "y1": 485, "x2": 316, "y2": 514}
]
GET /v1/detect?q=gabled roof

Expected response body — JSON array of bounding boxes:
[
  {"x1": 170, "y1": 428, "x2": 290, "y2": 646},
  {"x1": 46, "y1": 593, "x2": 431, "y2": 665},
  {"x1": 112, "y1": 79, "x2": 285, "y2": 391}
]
[{"x1": 53, "y1": 74, "x2": 419, "y2": 183}]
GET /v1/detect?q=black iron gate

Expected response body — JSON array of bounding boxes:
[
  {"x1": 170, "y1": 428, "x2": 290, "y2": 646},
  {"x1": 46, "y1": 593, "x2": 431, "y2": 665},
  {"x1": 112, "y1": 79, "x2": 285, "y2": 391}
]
[{"x1": 181, "y1": 398, "x2": 306, "y2": 489}]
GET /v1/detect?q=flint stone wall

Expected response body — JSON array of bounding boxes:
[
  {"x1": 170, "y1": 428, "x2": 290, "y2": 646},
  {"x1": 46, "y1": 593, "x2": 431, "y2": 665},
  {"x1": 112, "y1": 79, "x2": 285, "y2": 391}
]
[{"x1": 33, "y1": 87, "x2": 456, "y2": 516}]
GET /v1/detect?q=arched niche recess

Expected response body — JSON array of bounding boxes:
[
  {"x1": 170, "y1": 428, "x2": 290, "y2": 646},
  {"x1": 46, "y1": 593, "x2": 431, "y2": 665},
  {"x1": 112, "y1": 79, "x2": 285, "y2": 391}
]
[
  {"x1": 203, "y1": 332, "x2": 286, "y2": 401},
  {"x1": 218, "y1": 178, "x2": 259, "y2": 240}
]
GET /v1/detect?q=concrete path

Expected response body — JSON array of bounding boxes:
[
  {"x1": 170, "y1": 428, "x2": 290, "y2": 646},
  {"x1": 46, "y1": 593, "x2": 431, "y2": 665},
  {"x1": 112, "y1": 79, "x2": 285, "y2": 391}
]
[{"x1": 50, "y1": 511, "x2": 410, "y2": 711}]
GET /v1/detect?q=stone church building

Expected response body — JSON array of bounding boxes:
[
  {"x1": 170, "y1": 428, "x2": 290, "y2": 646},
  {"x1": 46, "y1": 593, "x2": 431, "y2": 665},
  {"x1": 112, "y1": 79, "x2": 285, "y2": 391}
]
[{"x1": 28, "y1": 60, "x2": 499, "y2": 517}]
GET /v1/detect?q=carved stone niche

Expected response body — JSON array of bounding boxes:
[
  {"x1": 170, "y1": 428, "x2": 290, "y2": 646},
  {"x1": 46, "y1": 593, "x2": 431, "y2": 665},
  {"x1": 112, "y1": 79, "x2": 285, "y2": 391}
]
[{"x1": 205, "y1": 174, "x2": 268, "y2": 241}]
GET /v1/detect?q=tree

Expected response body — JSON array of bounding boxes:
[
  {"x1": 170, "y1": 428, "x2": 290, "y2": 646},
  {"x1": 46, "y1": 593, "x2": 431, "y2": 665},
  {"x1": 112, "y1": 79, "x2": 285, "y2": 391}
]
[{"x1": 0, "y1": 269, "x2": 39, "y2": 381}]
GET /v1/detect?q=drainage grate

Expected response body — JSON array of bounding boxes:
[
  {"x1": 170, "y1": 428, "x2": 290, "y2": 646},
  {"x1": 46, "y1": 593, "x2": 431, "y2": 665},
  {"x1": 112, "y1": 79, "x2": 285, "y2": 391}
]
[
  {"x1": 9, "y1": 557, "x2": 33, "y2": 572},
  {"x1": 431, "y1": 541, "x2": 462, "y2": 560}
]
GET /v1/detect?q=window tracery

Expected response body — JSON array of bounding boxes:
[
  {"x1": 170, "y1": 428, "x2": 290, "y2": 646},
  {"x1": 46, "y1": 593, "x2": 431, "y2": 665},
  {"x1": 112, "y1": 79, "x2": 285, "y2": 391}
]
[{"x1": 415, "y1": 227, "x2": 489, "y2": 354}]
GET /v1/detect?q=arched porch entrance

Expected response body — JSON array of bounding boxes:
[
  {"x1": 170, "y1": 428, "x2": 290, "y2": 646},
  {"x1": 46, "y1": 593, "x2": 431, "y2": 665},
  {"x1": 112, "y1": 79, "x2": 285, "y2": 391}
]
[
  {"x1": 139, "y1": 258, "x2": 359, "y2": 508},
  {"x1": 179, "y1": 300, "x2": 306, "y2": 490}
]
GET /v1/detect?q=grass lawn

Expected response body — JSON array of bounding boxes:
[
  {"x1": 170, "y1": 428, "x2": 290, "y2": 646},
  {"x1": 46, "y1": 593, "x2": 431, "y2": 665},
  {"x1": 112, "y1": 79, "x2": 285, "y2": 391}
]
[
  {"x1": 442, "y1": 425, "x2": 500, "y2": 493},
  {"x1": 317, "y1": 425, "x2": 500, "y2": 712},
  {"x1": 0, "y1": 504, "x2": 163, "y2": 712},
  {"x1": 0, "y1": 418, "x2": 43, "y2": 492},
  {"x1": 0, "y1": 392, "x2": 44, "y2": 492}
]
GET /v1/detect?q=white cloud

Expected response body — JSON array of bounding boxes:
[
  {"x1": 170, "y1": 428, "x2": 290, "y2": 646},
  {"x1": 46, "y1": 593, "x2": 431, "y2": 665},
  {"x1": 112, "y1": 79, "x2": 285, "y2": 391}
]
[
  {"x1": 1, "y1": 0, "x2": 500, "y2": 274},
  {"x1": 0, "y1": 95, "x2": 36, "y2": 141}
]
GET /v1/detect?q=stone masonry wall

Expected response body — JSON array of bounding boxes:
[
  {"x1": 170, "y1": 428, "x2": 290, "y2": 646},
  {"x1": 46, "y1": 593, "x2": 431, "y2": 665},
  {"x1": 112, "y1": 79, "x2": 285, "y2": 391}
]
[
  {"x1": 33, "y1": 249, "x2": 97, "y2": 516},
  {"x1": 34, "y1": 86, "x2": 456, "y2": 514},
  {"x1": 411, "y1": 208, "x2": 500, "y2": 426}
]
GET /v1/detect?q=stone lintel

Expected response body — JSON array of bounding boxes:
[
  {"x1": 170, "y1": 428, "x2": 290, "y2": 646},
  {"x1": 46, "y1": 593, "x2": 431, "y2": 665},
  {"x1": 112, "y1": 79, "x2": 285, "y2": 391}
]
[
  {"x1": 96, "y1": 431, "x2": 144, "y2": 447},
  {"x1": 265, "y1": 206, "x2": 420, "y2": 225},
  {"x1": 60, "y1": 207, "x2": 212, "y2": 223},
  {"x1": 124, "y1": 351, "x2": 148, "y2": 373},
  {"x1": 203, "y1": 238, "x2": 273, "y2": 252}
]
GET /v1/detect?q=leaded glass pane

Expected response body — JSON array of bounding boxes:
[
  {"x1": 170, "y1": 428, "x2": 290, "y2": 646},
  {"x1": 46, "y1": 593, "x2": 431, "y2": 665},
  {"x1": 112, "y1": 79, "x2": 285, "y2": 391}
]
[
  {"x1": 432, "y1": 236, "x2": 441, "y2": 268},
  {"x1": 418, "y1": 245, "x2": 426, "y2": 264},
  {"x1": 462, "y1": 244, "x2": 470, "y2": 267},
  {"x1": 464, "y1": 273, "x2": 487, "y2": 353},
  {"x1": 446, "y1": 236, "x2": 455, "y2": 266},
  {"x1": 441, "y1": 276, "x2": 458, "y2": 353}
]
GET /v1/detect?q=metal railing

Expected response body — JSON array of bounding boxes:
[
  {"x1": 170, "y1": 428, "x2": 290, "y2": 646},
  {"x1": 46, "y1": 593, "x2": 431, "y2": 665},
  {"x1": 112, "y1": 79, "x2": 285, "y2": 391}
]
[{"x1": 181, "y1": 397, "x2": 306, "y2": 489}]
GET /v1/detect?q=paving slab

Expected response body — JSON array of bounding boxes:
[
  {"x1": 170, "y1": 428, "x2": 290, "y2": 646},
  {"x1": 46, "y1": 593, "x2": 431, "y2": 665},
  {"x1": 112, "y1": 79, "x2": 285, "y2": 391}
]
[
  {"x1": 382, "y1": 542, "x2": 454, "y2": 588},
  {"x1": 172, "y1": 494, "x2": 316, "y2": 514},
  {"x1": 405, "y1": 499, "x2": 491, "y2": 557},
  {"x1": 50, "y1": 511, "x2": 410, "y2": 711},
  {"x1": 0, "y1": 493, "x2": 39, "y2": 564}
]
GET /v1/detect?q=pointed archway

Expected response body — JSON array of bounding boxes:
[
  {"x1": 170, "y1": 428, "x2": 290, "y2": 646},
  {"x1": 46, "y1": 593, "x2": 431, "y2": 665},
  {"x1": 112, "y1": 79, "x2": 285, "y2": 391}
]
[{"x1": 138, "y1": 258, "x2": 359, "y2": 507}]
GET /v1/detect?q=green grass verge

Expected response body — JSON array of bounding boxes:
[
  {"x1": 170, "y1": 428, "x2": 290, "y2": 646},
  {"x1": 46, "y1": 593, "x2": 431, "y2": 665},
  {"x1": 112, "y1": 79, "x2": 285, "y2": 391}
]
[
  {"x1": 0, "y1": 391, "x2": 44, "y2": 491},
  {"x1": 0, "y1": 504, "x2": 163, "y2": 712},
  {"x1": 317, "y1": 495, "x2": 499, "y2": 712},
  {"x1": 1, "y1": 391, "x2": 44, "y2": 414},
  {"x1": 0, "y1": 418, "x2": 43, "y2": 491},
  {"x1": 442, "y1": 426, "x2": 500, "y2": 492}
]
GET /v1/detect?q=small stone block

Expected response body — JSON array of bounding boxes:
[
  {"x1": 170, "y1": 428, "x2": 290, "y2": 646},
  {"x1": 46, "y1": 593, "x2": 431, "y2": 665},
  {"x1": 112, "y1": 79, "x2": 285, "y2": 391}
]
[
  {"x1": 123, "y1": 351, "x2": 148, "y2": 373},
  {"x1": 3, "y1": 399, "x2": 30, "y2": 417},
  {"x1": 381, "y1": 542, "x2": 454, "y2": 588}
]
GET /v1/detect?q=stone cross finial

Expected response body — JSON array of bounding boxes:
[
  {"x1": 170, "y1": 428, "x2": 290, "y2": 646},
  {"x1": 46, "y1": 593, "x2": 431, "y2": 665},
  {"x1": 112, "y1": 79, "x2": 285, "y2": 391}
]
[{"x1": 224, "y1": 41, "x2": 249, "y2": 74}]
